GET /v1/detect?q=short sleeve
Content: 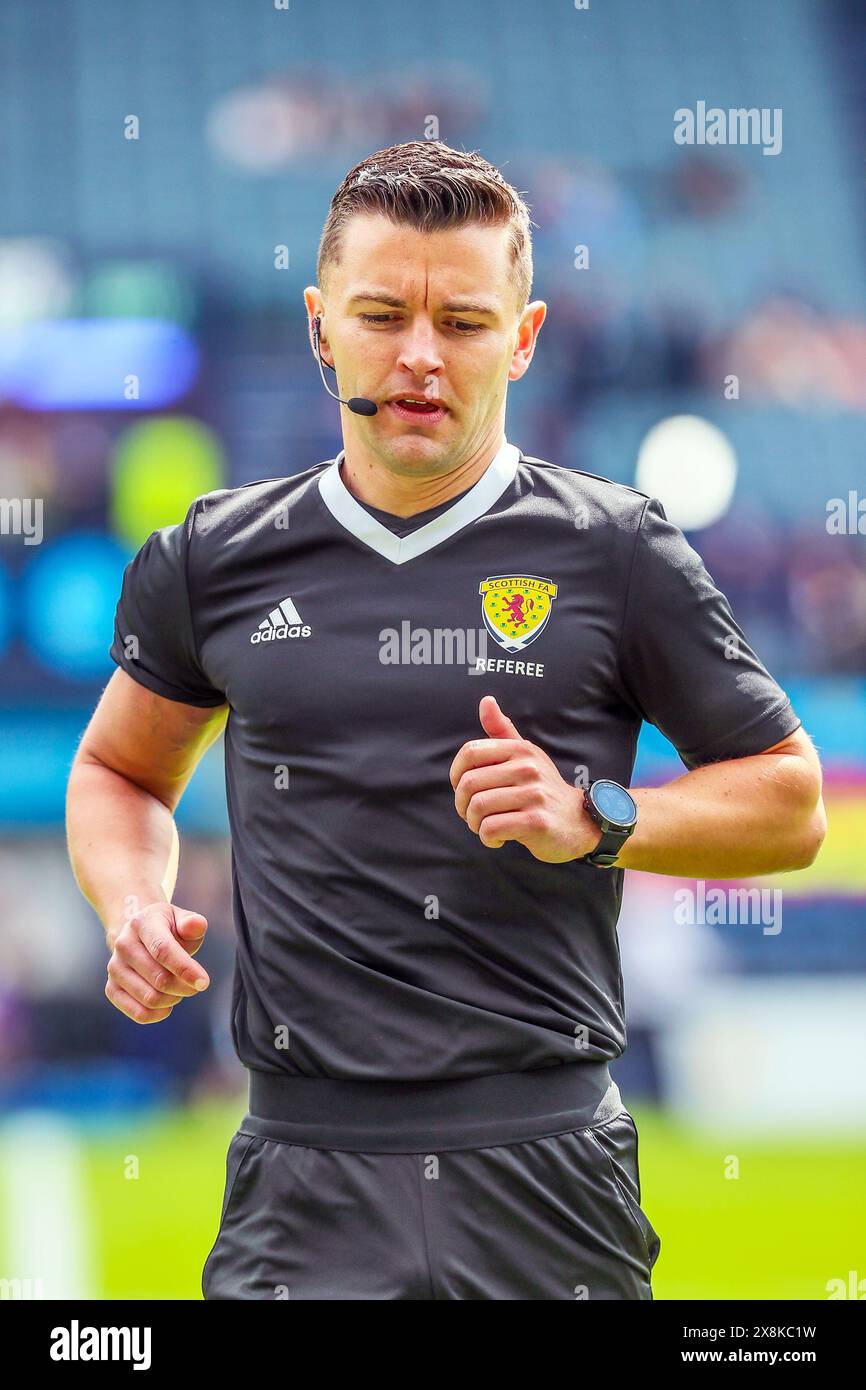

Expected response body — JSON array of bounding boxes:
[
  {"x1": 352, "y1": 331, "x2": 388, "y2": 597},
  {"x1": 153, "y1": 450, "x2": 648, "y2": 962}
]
[
  {"x1": 616, "y1": 498, "x2": 801, "y2": 769},
  {"x1": 109, "y1": 499, "x2": 226, "y2": 707}
]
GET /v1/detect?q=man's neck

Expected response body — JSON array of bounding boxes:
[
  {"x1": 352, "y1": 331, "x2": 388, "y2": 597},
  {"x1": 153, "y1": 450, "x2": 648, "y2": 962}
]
[{"x1": 338, "y1": 435, "x2": 506, "y2": 518}]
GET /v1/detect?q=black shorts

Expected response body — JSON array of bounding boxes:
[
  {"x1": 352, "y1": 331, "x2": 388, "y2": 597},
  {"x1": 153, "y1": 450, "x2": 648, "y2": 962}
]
[{"x1": 202, "y1": 1065, "x2": 661, "y2": 1301}]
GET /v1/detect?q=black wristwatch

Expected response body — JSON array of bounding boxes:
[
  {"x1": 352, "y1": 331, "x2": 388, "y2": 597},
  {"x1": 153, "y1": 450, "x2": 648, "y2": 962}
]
[{"x1": 580, "y1": 779, "x2": 638, "y2": 867}]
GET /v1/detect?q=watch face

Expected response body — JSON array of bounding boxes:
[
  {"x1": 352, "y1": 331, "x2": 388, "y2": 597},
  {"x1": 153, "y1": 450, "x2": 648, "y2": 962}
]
[{"x1": 591, "y1": 779, "x2": 637, "y2": 827}]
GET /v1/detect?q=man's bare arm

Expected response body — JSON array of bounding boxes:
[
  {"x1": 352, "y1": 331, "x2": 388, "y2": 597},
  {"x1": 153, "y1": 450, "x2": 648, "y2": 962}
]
[
  {"x1": 615, "y1": 726, "x2": 827, "y2": 877},
  {"x1": 66, "y1": 669, "x2": 228, "y2": 1021},
  {"x1": 452, "y1": 700, "x2": 827, "y2": 877}
]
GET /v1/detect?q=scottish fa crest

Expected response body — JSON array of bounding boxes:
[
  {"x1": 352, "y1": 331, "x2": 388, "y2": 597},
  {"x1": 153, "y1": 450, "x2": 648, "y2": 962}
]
[{"x1": 479, "y1": 574, "x2": 558, "y2": 653}]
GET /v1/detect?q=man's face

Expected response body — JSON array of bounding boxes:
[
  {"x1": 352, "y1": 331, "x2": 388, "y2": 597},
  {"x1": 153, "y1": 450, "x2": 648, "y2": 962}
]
[{"x1": 307, "y1": 213, "x2": 545, "y2": 477}]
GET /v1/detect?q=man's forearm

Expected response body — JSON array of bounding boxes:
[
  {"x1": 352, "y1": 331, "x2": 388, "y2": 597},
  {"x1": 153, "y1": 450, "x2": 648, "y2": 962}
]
[
  {"x1": 66, "y1": 755, "x2": 179, "y2": 949},
  {"x1": 614, "y1": 749, "x2": 826, "y2": 878}
]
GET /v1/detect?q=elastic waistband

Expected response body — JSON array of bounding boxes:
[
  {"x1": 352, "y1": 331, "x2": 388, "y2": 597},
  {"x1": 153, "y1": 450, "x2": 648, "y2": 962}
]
[{"x1": 243, "y1": 1062, "x2": 622, "y2": 1153}]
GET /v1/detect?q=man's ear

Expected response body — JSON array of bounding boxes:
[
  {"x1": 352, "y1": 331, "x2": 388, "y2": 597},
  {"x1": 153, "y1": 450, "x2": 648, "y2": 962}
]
[
  {"x1": 303, "y1": 287, "x2": 325, "y2": 359},
  {"x1": 313, "y1": 316, "x2": 335, "y2": 370}
]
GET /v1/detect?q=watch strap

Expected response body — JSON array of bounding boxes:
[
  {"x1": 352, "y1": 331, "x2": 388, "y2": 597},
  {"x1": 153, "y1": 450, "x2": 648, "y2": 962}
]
[{"x1": 582, "y1": 826, "x2": 629, "y2": 868}]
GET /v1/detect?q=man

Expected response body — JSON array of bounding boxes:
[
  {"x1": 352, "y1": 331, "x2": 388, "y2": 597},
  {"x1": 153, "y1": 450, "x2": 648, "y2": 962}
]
[{"x1": 66, "y1": 140, "x2": 826, "y2": 1300}]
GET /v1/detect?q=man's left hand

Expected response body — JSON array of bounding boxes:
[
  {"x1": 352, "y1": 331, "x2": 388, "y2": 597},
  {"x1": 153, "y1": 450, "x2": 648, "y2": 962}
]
[{"x1": 449, "y1": 696, "x2": 603, "y2": 862}]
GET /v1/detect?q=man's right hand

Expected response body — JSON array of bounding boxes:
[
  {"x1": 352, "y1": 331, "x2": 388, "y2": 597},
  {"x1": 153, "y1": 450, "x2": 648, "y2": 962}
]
[{"x1": 105, "y1": 902, "x2": 211, "y2": 1024}]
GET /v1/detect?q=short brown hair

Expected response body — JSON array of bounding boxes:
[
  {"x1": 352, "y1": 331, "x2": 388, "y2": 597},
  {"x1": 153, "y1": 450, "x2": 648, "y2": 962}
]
[{"x1": 317, "y1": 140, "x2": 534, "y2": 313}]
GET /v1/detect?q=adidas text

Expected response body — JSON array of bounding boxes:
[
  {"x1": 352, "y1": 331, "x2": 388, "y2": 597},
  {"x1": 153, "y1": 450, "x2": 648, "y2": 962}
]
[{"x1": 251, "y1": 624, "x2": 311, "y2": 644}]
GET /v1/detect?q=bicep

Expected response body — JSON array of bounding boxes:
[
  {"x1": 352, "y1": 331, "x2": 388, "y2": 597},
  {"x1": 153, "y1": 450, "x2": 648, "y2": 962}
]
[{"x1": 76, "y1": 668, "x2": 229, "y2": 811}]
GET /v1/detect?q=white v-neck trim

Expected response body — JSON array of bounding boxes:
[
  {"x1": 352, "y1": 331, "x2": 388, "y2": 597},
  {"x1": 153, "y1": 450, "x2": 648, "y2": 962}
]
[{"x1": 317, "y1": 438, "x2": 521, "y2": 564}]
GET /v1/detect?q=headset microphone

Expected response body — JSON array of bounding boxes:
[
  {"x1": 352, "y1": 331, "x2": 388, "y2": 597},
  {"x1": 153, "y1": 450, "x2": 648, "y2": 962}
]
[{"x1": 312, "y1": 316, "x2": 378, "y2": 416}]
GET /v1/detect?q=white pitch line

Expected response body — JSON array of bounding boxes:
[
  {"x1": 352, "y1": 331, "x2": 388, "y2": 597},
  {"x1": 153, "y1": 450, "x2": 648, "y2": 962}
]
[{"x1": 0, "y1": 1111, "x2": 96, "y2": 1299}]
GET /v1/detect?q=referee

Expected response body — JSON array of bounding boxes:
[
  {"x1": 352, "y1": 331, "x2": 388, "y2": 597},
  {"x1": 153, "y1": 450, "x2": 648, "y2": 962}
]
[{"x1": 66, "y1": 141, "x2": 826, "y2": 1300}]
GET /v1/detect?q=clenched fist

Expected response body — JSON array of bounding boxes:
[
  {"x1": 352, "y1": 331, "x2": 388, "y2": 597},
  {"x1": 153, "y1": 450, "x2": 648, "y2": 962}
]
[
  {"x1": 105, "y1": 901, "x2": 210, "y2": 1025},
  {"x1": 450, "y1": 695, "x2": 603, "y2": 862}
]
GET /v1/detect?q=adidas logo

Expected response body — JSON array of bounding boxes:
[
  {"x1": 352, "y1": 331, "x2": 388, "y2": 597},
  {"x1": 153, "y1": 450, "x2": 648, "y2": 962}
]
[{"x1": 250, "y1": 597, "x2": 312, "y2": 644}]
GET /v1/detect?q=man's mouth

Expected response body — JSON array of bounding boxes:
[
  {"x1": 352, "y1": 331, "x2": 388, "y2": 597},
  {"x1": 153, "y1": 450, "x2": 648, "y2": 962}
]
[{"x1": 387, "y1": 396, "x2": 449, "y2": 423}]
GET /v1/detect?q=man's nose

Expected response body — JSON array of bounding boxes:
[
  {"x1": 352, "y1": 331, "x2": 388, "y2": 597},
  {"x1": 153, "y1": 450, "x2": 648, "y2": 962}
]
[{"x1": 396, "y1": 320, "x2": 445, "y2": 378}]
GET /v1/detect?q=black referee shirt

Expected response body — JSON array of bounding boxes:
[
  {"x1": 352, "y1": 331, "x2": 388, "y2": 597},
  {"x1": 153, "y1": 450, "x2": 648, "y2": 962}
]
[{"x1": 109, "y1": 438, "x2": 801, "y2": 1080}]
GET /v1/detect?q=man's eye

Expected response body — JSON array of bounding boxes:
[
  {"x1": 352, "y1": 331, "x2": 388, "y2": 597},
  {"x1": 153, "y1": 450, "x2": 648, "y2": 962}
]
[{"x1": 358, "y1": 313, "x2": 484, "y2": 334}]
